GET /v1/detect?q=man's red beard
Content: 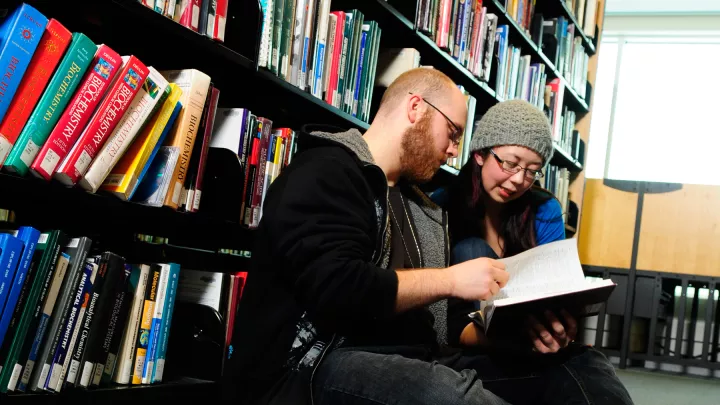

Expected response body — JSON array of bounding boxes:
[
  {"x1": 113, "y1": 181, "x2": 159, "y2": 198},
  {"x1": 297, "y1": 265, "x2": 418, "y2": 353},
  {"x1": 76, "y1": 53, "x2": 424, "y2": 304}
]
[{"x1": 400, "y1": 113, "x2": 447, "y2": 183}]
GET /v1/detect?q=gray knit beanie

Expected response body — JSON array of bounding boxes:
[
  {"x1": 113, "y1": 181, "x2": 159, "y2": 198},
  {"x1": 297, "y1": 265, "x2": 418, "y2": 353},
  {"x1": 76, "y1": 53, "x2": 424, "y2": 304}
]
[{"x1": 470, "y1": 100, "x2": 554, "y2": 164}]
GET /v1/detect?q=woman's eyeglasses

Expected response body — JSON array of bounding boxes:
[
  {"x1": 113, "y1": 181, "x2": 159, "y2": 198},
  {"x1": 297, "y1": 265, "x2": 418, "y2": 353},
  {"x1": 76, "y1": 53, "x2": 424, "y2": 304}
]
[{"x1": 489, "y1": 149, "x2": 544, "y2": 181}]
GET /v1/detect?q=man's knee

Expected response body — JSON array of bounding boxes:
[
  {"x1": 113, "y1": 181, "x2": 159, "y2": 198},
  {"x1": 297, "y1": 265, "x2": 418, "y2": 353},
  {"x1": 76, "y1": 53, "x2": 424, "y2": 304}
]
[{"x1": 452, "y1": 237, "x2": 498, "y2": 264}]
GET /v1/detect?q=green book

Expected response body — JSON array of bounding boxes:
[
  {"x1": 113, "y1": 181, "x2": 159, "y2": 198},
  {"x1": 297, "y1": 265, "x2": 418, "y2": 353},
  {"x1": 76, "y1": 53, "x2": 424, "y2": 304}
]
[
  {"x1": 363, "y1": 24, "x2": 382, "y2": 122},
  {"x1": 270, "y1": 0, "x2": 285, "y2": 75},
  {"x1": 356, "y1": 22, "x2": 373, "y2": 121},
  {"x1": 278, "y1": 0, "x2": 295, "y2": 80},
  {"x1": 0, "y1": 230, "x2": 64, "y2": 393},
  {"x1": 3, "y1": 33, "x2": 96, "y2": 176},
  {"x1": 344, "y1": 10, "x2": 364, "y2": 114},
  {"x1": 337, "y1": 11, "x2": 356, "y2": 111}
]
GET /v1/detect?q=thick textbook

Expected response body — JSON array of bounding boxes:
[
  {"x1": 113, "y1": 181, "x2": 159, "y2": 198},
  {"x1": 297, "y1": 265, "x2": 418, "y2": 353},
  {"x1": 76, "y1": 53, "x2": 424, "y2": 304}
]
[{"x1": 471, "y1": 239, "x2": 616, "y2": 343}]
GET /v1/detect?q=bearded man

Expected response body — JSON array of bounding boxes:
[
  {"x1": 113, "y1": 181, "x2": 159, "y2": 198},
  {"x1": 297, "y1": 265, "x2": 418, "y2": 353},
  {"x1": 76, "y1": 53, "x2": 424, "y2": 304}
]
[{"x1": 228, "y1": 68, "x2": 514, "y2": 404}]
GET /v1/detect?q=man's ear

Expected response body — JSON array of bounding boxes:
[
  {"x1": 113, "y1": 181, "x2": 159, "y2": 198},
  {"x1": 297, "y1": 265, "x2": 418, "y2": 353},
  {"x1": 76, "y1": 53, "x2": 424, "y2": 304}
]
[
  {"x1": 407, "y1": 94, "x2": 422, "y2": 124},
  {"x1": 474, "y1": 152, "x2": 484, "y2": 166}
]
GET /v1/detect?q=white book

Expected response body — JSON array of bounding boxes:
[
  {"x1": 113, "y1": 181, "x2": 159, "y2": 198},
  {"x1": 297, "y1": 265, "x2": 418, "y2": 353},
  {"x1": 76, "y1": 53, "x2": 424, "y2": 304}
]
[
  {"x1": 322, "y1": 13, "x2": 338, "y2": 96},
  {"x1": 473, "y1": 239, "x2": 616, "y2": 339},
  {"x1": 114, "y1": 265, "x2": 150, "y2": 385},
  {"x1": 258, "y1": 0, "x2": 274, "y2": 67},
  {"x1": 481, "y1": 14, "x2": 498, "y2": 83},
  {"x1": 310, "y1": 0, "x2": 331, "y2": 98},
  {"x1": 290, "y1": 0, "x2": 307, "y2": 87},
  {"x1": 78, "y1": 67, "x2": 170, "y2": 193}
]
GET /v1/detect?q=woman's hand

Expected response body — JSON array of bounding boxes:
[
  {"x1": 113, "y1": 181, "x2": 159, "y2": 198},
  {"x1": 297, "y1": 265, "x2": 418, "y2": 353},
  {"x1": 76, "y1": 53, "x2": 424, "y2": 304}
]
[{"x1": 526, "y1": 309, "x2": 577, "y2": 353}]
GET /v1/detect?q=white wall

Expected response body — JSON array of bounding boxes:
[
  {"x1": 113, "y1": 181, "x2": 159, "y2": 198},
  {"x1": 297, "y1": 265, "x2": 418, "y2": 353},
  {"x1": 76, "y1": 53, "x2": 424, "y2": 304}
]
[{"x1": 604, "y1": 15, "x2": 720, "y2": 35}]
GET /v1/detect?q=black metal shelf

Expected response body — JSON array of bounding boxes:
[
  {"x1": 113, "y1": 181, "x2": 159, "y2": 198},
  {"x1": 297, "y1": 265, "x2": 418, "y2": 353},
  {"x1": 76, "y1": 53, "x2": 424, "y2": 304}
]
[
  {"x1": 551, "y1": 143, "x2": 583, "y2": 172},
  {"x1": 3, "y1": 377, "x2": 218, "y2": 403},
  {"x1": 0, "y1": 173, "x2": 254, "y2": 250},
  {"x1": 124, "y1": 241, "x2": 251, "y2": 274},
  {"x1": 486, "y1": 0, "x2": 589, "y2": 114}
]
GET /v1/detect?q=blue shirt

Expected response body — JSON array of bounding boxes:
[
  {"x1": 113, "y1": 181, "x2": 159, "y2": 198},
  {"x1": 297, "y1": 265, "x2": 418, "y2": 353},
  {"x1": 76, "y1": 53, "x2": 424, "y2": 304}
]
[{"x1": 430, "y1": 188, "x2": 565, "y2": 245}]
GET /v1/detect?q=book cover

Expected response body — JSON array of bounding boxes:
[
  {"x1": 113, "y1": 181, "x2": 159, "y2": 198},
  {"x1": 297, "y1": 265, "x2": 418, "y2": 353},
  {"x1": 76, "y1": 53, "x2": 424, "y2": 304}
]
[
  {"x1": 79, "y1": 67, "x2": 170, "y2": 193},
  {"x1": 2, "y1": 33, "x2": 95, "y2": 176},
  {"x1": 100, "y1": 264, "x2": 139, "y2": 385},
  {"x1": 258, "y1": 0, "x2": 274, "y2": 68},
  {"x1": 177, "y1": 0, "x2": 201, "y2": 32},
  {"x1": 211, "y1": 0, "x2": 228, "y2": 42},
  {"x1": 132, "y1": 145, "x2": 180, "y2": 207},
  {"x1": 141, "y1": 263, "x2": 170, "y2": 383},
  {"x1": 0, "y1": 19, "x2": 70, "y2": 167},
  {"x1": 158, "y1": 69, "x2": 211, "y2": 209},
  {"x1": 30, "y1": 44, "x2": 122, "y2": 180},
  {"x1": 54, "y1": 55, "x2": 149, "y2": 185},
  {"x1": 270, "y1": 0, "x2": 284, "y2": 74},
  {"x1": 130, "y1": 264, "x2": 160, "y2": 384},
  {"x1": 188, "y1": 86, "x2": 219, "y2": 212},
  {"x1": 310, "y1": 0, "x2": 330, "y2": 99},
  {"x1": 0, "y1": 4, "x2": 47, "y2": 127},
  {"x1": 101, "y1": 85, "x2": 182, "y2": 199}
]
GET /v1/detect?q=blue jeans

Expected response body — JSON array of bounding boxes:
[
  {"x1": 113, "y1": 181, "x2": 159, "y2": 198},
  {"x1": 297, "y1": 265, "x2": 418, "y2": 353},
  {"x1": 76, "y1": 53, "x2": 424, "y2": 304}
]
[{"x1": 311, "y1": 238, "x2": 633, "y2": 405}]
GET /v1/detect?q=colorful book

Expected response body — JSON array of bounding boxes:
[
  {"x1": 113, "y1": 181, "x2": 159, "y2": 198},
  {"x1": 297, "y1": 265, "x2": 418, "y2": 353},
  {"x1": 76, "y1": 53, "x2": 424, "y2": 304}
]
[
  {"x1": 141, "y1": 263, "x2": 170, "y2": 383},
  {"x1": 150, "y1": 263, "x2": 179, "y2": 383},
  {"x1": 30, "y1": 44, "x2": 122, "y2": 180},
  {"x1": 0, "y1": 19, "x2": 70, "y2": 168},
  {"x1": 79, "y1": 67, "x2": 170, "y2": 193},
  {"x1": 2, "y1": 33, "x2": 96, "y2": 176},
  {"x1": 101, "y1": 85, "x2": 183, "y2": 200},
  {"x1": 0, "y1": 234, "x2": 24, "y2": 318},
  {"x1": 54, "y1": 55, "x2": 149, "y2": 186},
  {"x1": 158, "y1": 69, "x2": 211, "y2": 210},
  {"x1": 0, "y1": 4, "x2": 47, "y2": 129}
]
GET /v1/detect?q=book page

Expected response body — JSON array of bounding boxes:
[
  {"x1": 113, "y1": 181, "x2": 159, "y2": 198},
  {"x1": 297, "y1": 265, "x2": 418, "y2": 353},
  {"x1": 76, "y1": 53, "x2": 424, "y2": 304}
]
[{"x1": 493, "y1": 239, "x2": 587, "y2": 302}]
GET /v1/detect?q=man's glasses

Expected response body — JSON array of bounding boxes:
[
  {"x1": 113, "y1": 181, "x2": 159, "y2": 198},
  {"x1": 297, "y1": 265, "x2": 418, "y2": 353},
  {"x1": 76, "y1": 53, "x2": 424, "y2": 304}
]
[
  {"x1": 489, "y1": 149, "x2": 544, "y2": 181},
  {"x1": 409, "y1": 92, "x2": 462, "y2": 145}
]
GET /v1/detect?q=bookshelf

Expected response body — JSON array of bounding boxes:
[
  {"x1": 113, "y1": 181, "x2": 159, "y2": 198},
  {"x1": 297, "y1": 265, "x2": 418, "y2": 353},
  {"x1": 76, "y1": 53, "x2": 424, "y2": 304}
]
[{"x1": 0, "y1": 0, "x2": 604, "y2": 401}]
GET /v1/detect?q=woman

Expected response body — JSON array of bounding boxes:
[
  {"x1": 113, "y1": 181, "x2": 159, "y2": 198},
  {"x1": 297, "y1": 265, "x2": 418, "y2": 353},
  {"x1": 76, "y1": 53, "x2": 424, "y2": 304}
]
[{"x1": 437, "y1": 100, "x2": 633, "y2": 405}]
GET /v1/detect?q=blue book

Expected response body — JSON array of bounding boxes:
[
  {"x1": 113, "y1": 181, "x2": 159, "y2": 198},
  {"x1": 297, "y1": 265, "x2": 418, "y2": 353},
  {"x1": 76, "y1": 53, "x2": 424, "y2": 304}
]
[
  {"x1": 150, "y1": 263, "x2": 179, "y2": 383},
  {"x1": 0, "y1": 4, "x2": 47, "y2": 125},
  {"x1": 0, "y1": 234, "x2": 24, "y2": 319},
  {"x1": 142, "y1": 263, "x2": 170, "y2": 383},
  {"x1": 352, "y1": 29, "x2": 367, "y2": 117},
  {"x1": 129, "y1": 100, "x2": 182, "y2": 200},
  {"x1": 0, "y1": 226, "x2": 40, "y2": 350}
]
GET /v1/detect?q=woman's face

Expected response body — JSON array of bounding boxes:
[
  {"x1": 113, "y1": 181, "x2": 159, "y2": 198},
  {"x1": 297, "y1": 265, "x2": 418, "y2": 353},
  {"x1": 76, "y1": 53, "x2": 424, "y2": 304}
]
[{"x1": 475, "y1": 145, "x2": 544, "y2": 204}]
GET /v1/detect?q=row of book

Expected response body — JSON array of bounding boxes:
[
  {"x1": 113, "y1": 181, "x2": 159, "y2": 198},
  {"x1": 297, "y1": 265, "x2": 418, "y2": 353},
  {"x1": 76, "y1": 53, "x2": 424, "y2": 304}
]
[
  {"x1": 211, "y1": 108, "x2": 297, "y2": 228},
  {"x1": 537, "y1": 15, "x2": 589, "y2": 99},
  {"x1": 504, "y1": 0, "x2": 599, "y2": 40},
  {"x1": 495, "y1": 25, "x2": 547, "y2": 109},
  {"x1": 541, "y1": 164, "x2": 571, "y2": 216},
  {"x1": 416, "y1": 0, "x2": 499, "y2": 84},
  {"x1": 0, "y1": 228, "x2": 178, "y2": 393},
  {"x1": 258, "y1": 0, "x2": 383, "y2": 123},
  {"x1": 138, "y1": 0, "x2": 229, "y2": 42},
  {"x1": 0, "y1": 4, "x2": 224, "y2": 213}
]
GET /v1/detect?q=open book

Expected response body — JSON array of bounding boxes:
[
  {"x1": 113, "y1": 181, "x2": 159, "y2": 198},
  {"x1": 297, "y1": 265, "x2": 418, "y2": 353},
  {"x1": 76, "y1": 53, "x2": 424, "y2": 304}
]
[{"x1": 470, "y1": 239, "x2": 616, "y2": 341}]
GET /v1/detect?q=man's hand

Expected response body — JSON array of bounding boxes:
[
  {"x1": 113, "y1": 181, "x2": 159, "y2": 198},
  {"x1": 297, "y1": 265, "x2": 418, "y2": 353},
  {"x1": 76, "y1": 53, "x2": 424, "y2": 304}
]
[
  {"x1": 527, "y1": 309, "x2": 577, "y2": 353},
  {"x1": 450, "y1": 257, "x2": 508, "y2": 301}
]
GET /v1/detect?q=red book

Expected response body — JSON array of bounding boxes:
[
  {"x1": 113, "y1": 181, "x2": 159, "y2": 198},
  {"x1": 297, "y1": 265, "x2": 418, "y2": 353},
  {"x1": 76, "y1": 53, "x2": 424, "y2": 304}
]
[
  {"x1": 212, "y1": 0, "x2": 228, "y2": 42},
  {"x1": 190, "y1": 86, "x2": 220, "y2": 212},
  {"x1": 178, "y1": 0, "x2": 202, "y2": 32},
  {"x1": 436, "y1": 0, "x2": 452, "y2": 49},
  {"x1": 0, "y1": 19, "x2": 71, "y2": 165},
  {"x1": 54, "y1": 55, "x2": 148, "y2": 185},
  {"x1": 325, "y1": 11, "x2": 345, "y2": 106},
  {"x1": 30, "y1": 44, "x2": 122, "y2": 180}
]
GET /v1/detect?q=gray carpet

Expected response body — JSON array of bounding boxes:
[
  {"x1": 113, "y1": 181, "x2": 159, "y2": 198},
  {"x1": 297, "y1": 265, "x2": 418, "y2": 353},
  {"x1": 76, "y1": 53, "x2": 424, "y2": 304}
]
[{"x1": 616, "y1": 369, "x2": 720, "y2": 405}]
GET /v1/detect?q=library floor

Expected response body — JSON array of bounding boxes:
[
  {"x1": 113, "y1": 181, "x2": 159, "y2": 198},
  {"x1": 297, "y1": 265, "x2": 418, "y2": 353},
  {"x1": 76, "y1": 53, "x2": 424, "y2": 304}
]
[{"x1": 616, "y1": 369, "x2": 720, "y2": 405}]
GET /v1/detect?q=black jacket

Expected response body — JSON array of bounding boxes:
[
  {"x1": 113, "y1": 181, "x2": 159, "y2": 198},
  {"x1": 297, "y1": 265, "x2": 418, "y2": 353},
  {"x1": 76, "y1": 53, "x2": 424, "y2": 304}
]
[{"x1": 226, "y1": 126, "x2": 450, "y2": 404}]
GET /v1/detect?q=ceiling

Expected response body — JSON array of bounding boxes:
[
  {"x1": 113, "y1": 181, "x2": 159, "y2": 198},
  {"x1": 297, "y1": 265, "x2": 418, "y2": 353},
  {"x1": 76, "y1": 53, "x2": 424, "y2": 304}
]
[{"x1": 606, "y1": 0, "x2": 720, "y2": 14}]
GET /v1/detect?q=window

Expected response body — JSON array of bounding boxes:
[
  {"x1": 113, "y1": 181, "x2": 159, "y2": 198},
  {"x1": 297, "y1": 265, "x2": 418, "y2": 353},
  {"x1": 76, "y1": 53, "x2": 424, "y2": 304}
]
[{"x1": 587, "y1": 35, "x2": 720, "y2": 185}]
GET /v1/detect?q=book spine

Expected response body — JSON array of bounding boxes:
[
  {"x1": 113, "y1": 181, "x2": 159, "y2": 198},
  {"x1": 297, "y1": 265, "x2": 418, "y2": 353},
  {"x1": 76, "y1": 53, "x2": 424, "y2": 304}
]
[
  {"x1": 289, "y1": 0, "x2": 307, "y2": 86},
  {"x1": 0, "y1": 5, "x2": 47, "y2": 125},
  {"x1": 79, "y1": 68, "x2": 169, "y2": 193},
  {"x1": 279, "y1": 0, "x2": 295, "y2": 80},
  {"x1": 178, "y1": 0, "x2": 201, "y2": 31},
  {"x1": 54, "y1": 55, "x2": 149, "y2": 186},
  {"x1": 212, "y1": 0, "x2": 228, "y2": 42},
  {"x1": 436, "y1": 0, "x2": 451, "y2": 49},
  {"x1": 242, "y1": 129, "x2": 260, "y2": 225},
  {"x1": 151, "y1": 264, "x2": 179, "y2": 383},
  {"x1": 45, "y1": 263, "x2": 92, "y2": 391},
  {"x1": 142, "y1": 265, "x2": 169, "y2": 383},
  {"x1": 191, "y1": 86, "x2": 220, "y2": 212},
  {"x1": 352, "y1": 28, "x2": 368, "y2": 117},
  {"x1": 113, "y1": 265, "x2": 148, "y2": 385},
  {"x1": 311, "y1": 0, "x2": 331, "y2": 99},
  {"x1": 250, "y1": 118, "x2": 273, "y2": 228},
  {"x1": 94, "y1": 265, "x2": 132, "y2": 386},
  {"x1": 161, "y1": 69, "x2": 211, "y2": 210},
  {"x1": 259, "y1": 0, "x2": 273, "y2": 68},
  {"x1": 16, "y1": 252, "x2": 68, "y2": 392},
  {"x1": 30, "y1": 45, "x2": 122, "y2": 180},
  {"x1": 3, "y1": 34, "x2": 96, "y2": 176},
  {"x1": 0, "y1": 19, "x2": 70, "y2": 166},
  {"x1": 270, "y1": 0, "x2": 284, "y2": 74},
  {"x1": 0, "y1": 236, "x2": 23, "y2": 318},
  {"x1": 131, "y1": 265, "x2": 160, "y2": 385}
]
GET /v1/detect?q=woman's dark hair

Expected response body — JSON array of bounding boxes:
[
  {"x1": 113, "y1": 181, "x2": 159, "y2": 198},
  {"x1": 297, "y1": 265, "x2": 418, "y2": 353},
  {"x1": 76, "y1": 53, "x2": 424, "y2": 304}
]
[{"x1": 446, "y1": 149, "x2": 559, "y2": 257}]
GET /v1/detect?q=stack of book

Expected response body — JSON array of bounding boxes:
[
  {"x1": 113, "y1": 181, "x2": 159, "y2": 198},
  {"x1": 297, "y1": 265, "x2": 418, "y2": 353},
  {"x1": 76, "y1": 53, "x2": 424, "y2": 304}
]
[
  {"x1": 416, "y1": 0, "x2": 498, "y2": 84},
  {"x1": 257, "y1": 0, "x2": 382, "y2": 123}
]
